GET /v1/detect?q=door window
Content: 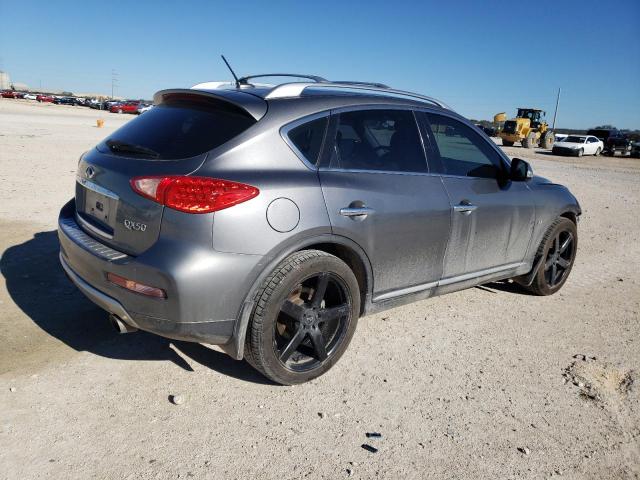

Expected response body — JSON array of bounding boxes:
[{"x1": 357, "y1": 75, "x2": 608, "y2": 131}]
[
  {"x1": 327, "y1": 110, "x2": 427, "y2": 173},
  {"x1": 424, "y1": 113, "x2": 505, "y2": 178}
]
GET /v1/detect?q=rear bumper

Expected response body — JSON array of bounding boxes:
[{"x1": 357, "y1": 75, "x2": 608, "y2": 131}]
[{"x1": 58, "y1": 199, "x2": 263, "y2": 345}]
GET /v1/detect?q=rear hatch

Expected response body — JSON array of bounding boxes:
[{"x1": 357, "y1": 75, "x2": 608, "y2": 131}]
[{"x1": 75, "y1": 90, "x2": 265, "y2": 256}]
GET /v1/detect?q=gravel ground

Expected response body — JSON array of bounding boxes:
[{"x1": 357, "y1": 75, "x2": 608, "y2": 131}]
[{"x1": 1, "y1": 100, "x2": 639, "y2": 480}]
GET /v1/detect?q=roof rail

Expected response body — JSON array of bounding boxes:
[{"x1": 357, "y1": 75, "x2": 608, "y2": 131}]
[
  {"x1": 332, "y1": 80, "x2": 390, "y2": 89},
  {"x1": 237, "y1": 73, "x2": 328, "y2": 85},
  {"x1": 264, "y1": 82, "x2": 450, "y2": 109}
]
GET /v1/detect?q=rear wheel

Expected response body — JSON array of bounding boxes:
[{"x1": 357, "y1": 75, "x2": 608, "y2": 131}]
[
  {"x1": 522, "y1": 218, "x2": 577, "y2": 296},
  {"x1": 502, "y1": 140, "x2": 514, "y2": 147},
  {"x1": 245, "y1": 250, "x2": 360, "y2": 385}
]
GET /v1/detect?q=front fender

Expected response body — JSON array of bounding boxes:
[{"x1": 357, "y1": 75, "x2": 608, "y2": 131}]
[{"x1": 524, "y1": 182, "x2": 581, "y2": 264}]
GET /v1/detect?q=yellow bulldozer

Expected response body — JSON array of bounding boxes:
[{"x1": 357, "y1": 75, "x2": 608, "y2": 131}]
[{"x1": 496, "y1": 108, "x2": 555, "y2": 149}]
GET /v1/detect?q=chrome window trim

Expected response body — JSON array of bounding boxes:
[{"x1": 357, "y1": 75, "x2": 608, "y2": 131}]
[
  {"x1": 318, "y1": 167, "x2": 437, "y2": 177},
  {"x1": 280, "y1": 110, "x2": 331, "y2": 171}
]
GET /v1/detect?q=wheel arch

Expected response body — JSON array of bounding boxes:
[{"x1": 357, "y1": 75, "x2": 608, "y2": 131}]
[{"x1": 222, "y1": 234, "x2": 373, "y2": 360}]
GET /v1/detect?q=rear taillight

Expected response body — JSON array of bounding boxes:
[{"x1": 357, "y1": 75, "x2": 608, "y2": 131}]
[{"x1": 130, "y1": 176, "x2": 259, "y2": 214}]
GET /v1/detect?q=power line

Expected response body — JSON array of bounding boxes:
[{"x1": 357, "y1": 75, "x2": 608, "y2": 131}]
[{"x1": 111, "y1": 69, "x2": 119, "y2": 99}]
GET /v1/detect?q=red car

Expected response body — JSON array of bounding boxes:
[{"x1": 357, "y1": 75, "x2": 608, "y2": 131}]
[
  {"x1": 36, "y1": 94, "x2": 55, "y2": 102},
  {"x1": 110, "y1": 101, "x2": 141, "y2": 114},
  {"x1": 1, "y1": 90, "x2": 20, "y2": 98}
]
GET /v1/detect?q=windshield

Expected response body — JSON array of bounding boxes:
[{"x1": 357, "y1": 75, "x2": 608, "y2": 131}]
[{"x1": 564, "y1": 136, "x2": 586, "y2": 143}]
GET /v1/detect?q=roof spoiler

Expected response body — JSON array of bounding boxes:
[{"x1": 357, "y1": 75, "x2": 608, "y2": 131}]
[{"x1": 153, "y1": 88, "x2": 267, "y2": 121}]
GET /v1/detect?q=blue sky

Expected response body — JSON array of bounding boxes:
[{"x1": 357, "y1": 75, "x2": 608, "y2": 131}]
[{"x1": 1, "y1": 0, "x2": 638, "y2": 129}]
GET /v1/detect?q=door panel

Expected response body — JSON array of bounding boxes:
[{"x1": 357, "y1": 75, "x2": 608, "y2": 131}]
[
  {"x1": 318, "y1": 108, "x2": 451, "y2": 297},
  {"x1": 420, "y1": 111, "x2": 536, "y2": 279},
  {"x1": 320, "y1": 171, "x2": 451, "y2": 295},
  {"x1": 440, "y1": 176, "x2": 535, "y2": 277}
]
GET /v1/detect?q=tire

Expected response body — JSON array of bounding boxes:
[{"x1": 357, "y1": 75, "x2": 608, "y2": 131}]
[
  {"x1": 522, "y1": 132, "x2": 536, "y2": 149},
  {"x1": 502, "y1": 140, "x2": 514, "y2": 147},
  {"x1": 577, "y1": 148, "x2": 583, "y2": 157},
  {"x1": 522, "y1": 218, "x2": 577, "y2": 296},
  {"x1": 541, "y1": 132, "x2": 555, "y2": 150},
  {"x1": 117, "y1": 108, "x2": 123, "y2": 114},
  {"x1": 245, "y1": 250, "x2": 361, "y2": 385},
  {"x1": 595, "y1": 147, "x2": 601, "y2": 156}
]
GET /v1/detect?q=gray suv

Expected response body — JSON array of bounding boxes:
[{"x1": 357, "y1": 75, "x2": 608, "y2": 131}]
[{"x1": 58, "y1": 75, "x2": 580, "y2": 384}]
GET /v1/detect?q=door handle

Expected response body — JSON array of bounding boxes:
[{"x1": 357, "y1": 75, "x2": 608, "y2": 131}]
[
  {"x1": 339, "y1": 207, "x2": 375, "y2": 218},
  {"x1": 453, "y1": 203, "x2": 478, "y2": 215}
]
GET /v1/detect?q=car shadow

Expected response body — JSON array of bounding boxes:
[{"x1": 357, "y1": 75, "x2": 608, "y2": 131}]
[
  {"x1": 0, "y1": 230, "x2": 272, "y2": 384},
  {"x1": 477, "y1": 280, "x2": 536, "y2": 296}
]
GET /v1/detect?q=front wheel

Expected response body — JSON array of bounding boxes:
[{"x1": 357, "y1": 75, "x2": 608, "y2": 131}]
[
  {"x1": 522, "y1": 218, "x2": 577, "y2": 296},
  {"x1": 245, "y1": 250, "x2": 360, "y2": 385},
  {"x1": 577, "y1": 148, "x2": 584, "y2": 157},
  {"x1": 595, "y1": 147, "x2": 601, "y2": 156},
  {"x1": 502, "y1": 140, "x2": 514, "y2": 147}
]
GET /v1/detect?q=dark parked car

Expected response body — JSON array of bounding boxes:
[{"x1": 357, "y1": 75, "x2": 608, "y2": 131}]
[
  {"x1": 54, "y1": 97, "x2": 79, "y2": 106},
  {"x1": 587, "y1": 128, "x2": 631, "y2": 156},
  {"x1": 476, "y1": 124, "x2": 497, "y2": 137},
  {"x1": 58, "y1": 75, "x2": 581, "y2": 384}
]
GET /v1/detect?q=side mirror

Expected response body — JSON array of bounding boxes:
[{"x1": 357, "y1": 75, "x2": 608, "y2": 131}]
[{"x1": 510, "y1": 158, "x2": 533, "y2": 181}]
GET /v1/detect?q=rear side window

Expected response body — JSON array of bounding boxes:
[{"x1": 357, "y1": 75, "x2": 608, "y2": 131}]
[
  {"x1": 327, "y1": 109, "x2": 426, "y2": 173},
  {"x1": 287, "y1": 116, "x2": 328, "y2": 165},
  {"x1": 424, "y1": 113, "x2": 504, "y2": 179},
  {"x1": 98, "y1": 96, "x2": 256, "y2": 160}
]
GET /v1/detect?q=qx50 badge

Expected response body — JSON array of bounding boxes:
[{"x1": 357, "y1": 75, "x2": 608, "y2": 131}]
[{"x1": 124, "y1": 219, "x2": 147, "y2": 232}]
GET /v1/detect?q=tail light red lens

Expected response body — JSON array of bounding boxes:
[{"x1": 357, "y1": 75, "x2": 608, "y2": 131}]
[
  {"x1": 107, "y1": 272, "x2": 166, "y2": 298},
  {"x1": 130, "y1": 176, "x2": 259, "y2": 214}
]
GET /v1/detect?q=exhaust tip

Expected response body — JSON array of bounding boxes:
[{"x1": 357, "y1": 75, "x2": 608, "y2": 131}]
[{"x1": 109, "y1": 314, "x2": 138, "y2": 334}]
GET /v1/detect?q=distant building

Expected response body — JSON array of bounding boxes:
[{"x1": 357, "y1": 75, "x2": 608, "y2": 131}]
[{"x1": 0, "y1": 71, "x2": 11, "y2": 89}]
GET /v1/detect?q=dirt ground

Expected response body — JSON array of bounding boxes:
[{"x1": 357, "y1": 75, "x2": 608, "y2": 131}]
[{"x1": 1, "y1": 100, "x2": 639, "y2": 480}]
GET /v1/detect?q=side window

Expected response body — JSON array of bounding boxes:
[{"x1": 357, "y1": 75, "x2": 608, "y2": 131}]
[
  {"x1": 425, "y1": 113, "x2": 504, "y2": 178},
  {"x1": 328, "y1": 109, "x2": 426, "y2": 173},
  {"x1": 287, "y1": 116, "x2": 328, "y2": 165}
]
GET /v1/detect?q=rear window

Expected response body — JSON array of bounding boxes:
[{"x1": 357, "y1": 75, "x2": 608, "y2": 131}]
[{"x1": 98, "y1": 97, "x2": 256, "y2": 160}]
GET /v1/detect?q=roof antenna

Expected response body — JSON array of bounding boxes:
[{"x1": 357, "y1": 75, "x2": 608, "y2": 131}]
[{"x1": 221, "y1": 55, "x2": 240, "y2": 88}]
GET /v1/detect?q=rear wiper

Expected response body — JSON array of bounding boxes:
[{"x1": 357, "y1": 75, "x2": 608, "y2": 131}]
[{"x1": 106, "y1": 139, "x2": 160, "y2": 159}]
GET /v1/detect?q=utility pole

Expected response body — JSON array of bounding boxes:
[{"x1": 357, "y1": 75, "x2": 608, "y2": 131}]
[
  {"x1": 111, "y1": 69, "x2": 118, "y2": 99},
  {"x1": 552, "y1": 88, "x2": 561, "y2": 131}
]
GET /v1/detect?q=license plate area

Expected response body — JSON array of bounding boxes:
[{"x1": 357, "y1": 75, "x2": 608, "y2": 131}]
[{"x1": 77, "y1": 178, "x2": 119, "y2": 233}]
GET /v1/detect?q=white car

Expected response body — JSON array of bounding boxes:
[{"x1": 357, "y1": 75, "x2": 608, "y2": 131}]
[
  {"x1": 136, "y1": 104, "x2": 153, "y2": 114},
  {"x1": 23, "y1": 93, "x2": 38, "y2": 100},
  {"x1": 552, "y1": 135, "x2": 604, "y2": 157}
]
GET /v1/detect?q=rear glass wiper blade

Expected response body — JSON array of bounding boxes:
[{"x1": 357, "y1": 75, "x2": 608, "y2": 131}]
[{"x1": 106, "y1": 139, "x2": 160, "y2": 158}]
